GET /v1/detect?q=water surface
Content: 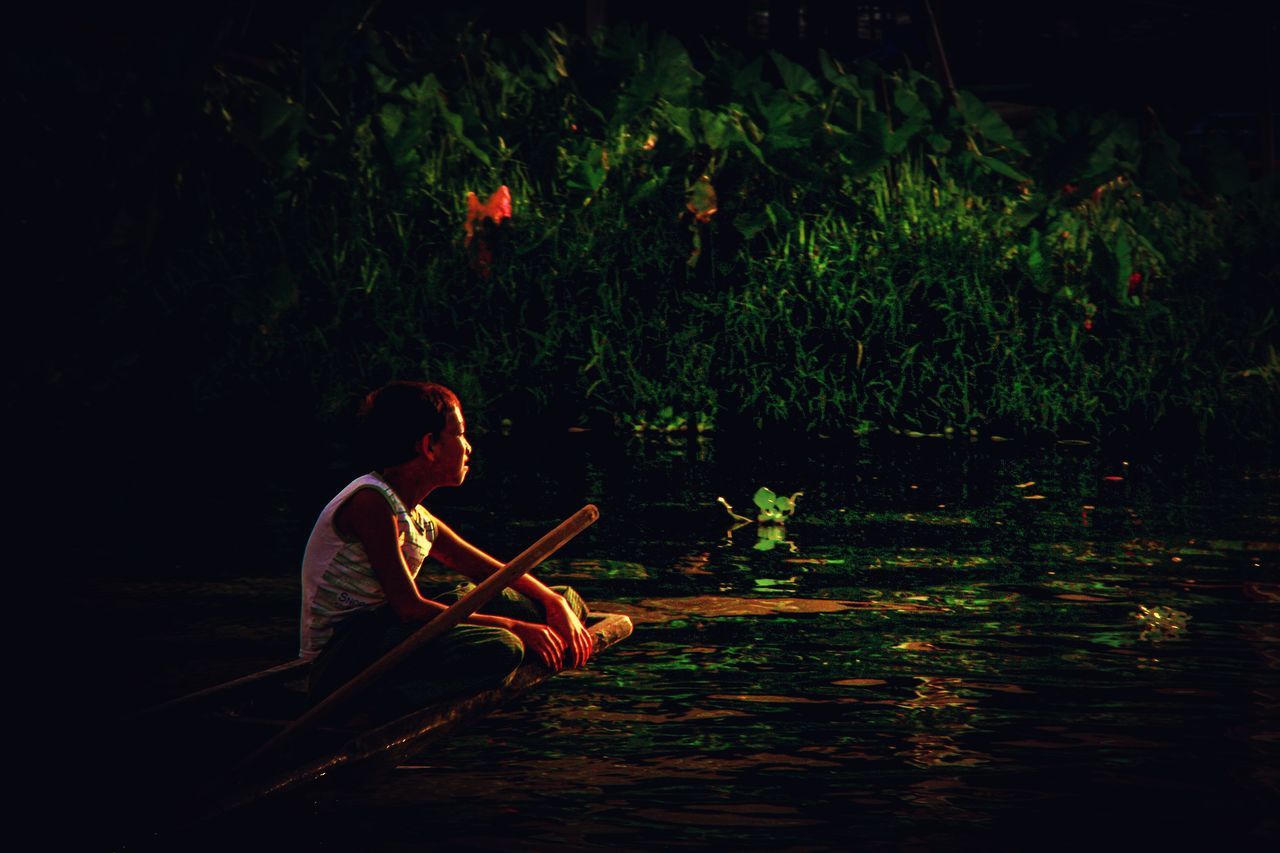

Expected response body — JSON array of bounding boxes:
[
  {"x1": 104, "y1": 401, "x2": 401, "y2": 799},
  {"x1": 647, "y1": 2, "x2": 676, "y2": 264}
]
[{"x1": 91, "y1": 433, "x2": 1280, "y2": 849}]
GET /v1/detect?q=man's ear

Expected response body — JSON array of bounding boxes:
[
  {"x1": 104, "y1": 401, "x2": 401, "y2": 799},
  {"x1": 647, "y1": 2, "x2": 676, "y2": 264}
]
[{"x1": 420, "y1": 432, "x2": 437, "y2": 459}]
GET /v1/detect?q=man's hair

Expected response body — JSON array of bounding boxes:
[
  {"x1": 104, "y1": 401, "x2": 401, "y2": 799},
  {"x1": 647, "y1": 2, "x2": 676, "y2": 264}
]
[{"x1": 357, "y1": 381, "x2": 460, "y2": 469}]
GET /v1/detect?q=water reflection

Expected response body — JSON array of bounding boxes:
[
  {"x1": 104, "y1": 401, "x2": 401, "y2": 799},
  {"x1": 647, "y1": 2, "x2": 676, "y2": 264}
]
[{"x1": 130, "y1": 436, "x2": 1280, "y2": 848}]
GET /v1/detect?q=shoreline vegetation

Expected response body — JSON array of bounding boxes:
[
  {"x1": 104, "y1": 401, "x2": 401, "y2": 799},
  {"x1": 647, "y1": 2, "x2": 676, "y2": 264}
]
[{"x1": 27, "y1": 13, "x2": 1279, "y2": 454}]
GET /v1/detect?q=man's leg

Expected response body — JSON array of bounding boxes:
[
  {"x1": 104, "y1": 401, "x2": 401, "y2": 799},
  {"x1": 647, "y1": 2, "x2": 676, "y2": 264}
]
[
  {"x1": 307, "y1": 603, "x2": 525, "y2": 710},
  {"x1": 428, "y1": 581, "x2": 590, "y2": 624},
  {"x1": 389, "y1": 623, "x2": 525, "y2": 708}
]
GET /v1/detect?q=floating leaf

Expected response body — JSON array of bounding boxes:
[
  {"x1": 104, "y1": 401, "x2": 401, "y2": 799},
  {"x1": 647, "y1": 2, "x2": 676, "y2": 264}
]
[
  {"x1": 752, "y1": 487, "x2": 803, "y2": 523},
  {"x1": 753, "y1": 486, "x2": 779, "y2": 512}
]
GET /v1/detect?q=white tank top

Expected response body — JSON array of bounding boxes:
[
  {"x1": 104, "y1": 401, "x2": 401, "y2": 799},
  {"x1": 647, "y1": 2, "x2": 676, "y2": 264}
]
[{"x1": 298, "y1": 473, "x2": 437, "y2": 659}]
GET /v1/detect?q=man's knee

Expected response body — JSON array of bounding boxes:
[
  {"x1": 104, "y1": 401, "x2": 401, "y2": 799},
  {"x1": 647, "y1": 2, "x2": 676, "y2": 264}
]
[{"x1": 552, "y1": 585, "x2": 590, "y2": 622}]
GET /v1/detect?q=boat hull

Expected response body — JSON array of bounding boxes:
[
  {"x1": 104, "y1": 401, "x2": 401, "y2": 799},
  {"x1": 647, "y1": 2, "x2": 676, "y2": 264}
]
[{"x1": 118, "y1": 612, "x2": 634, "y2": 833}]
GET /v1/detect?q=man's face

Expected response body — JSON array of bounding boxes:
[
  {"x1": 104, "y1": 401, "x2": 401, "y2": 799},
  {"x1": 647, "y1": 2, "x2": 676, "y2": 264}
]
[{"x1": 429, "y1": 406, "x2": 471, "y2": 486}]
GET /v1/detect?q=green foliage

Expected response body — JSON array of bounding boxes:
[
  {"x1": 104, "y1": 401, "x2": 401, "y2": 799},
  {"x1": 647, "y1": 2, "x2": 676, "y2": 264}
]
[
  {"x1": 753, "y1": 487, "x2": 803, "y2": 524},
  {"x1": 157, "y1": 18, "x2": 1275, "y2": 441}
]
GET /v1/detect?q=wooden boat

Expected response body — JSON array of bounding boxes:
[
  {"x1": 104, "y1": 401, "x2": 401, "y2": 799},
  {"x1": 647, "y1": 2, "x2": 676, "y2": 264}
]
[{"x1": 116, "y1": 611, "x2": 633, "y2": 833}]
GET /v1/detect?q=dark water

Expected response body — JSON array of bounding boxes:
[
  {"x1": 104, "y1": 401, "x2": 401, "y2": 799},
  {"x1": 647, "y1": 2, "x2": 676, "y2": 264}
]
[{"x1": 92, "y1": 432, "x2": 1280, "y2": 849}]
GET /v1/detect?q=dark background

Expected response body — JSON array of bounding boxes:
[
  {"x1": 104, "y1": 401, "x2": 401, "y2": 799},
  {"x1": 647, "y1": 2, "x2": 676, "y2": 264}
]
[{"x1": 11, "y1": 0, "x2": 1277, "y2": 576}]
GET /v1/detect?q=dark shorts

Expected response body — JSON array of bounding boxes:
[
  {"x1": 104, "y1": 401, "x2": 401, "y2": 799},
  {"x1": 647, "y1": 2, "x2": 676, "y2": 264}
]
[{"x1": 307, "y1": 582, "x2": 589, "y2": 710}]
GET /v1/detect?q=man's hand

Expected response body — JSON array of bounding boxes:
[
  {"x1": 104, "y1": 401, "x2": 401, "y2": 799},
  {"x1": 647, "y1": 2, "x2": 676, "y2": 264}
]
[
  {"x1": 545, "y1": 596, "x2": 593, "y2": 669},
  {"x1": 508, "y1": 621, "x2": 567, "y2": 671}
]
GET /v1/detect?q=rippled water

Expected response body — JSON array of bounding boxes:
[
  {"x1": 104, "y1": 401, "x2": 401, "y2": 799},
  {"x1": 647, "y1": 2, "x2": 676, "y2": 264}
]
[{"x1": 94, "y1": 432, "x2": 1280, "y2": 849}]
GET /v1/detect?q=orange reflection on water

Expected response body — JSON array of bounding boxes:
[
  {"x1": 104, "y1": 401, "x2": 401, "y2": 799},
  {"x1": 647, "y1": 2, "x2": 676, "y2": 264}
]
[
  {"x1": 673, "y1": 551, "x2": 713, "y2": 576},
  {"x1": 896, "y1": 675, "x2": 977, "y2": 711},
  {"x1": 904, "y1": 733, "x2": 993, "y2": 768},
  {"x1": 894, "y1": 640, "x2": 943, "y2": 652}
]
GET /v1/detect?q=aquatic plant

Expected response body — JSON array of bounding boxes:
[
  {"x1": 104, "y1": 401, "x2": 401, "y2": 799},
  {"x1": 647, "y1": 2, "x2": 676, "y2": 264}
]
[
  {"x1": 753, "y1": 488, "x2": 804, "y2": 524},
  {"x1": 716, "y1": 488, "x2": 804, "y2": 552}
]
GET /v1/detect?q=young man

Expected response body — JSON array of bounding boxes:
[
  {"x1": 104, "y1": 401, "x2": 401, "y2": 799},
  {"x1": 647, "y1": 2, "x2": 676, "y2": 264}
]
[{"x1": 299, "y1": 381, "x2": 593, "y2": 707}]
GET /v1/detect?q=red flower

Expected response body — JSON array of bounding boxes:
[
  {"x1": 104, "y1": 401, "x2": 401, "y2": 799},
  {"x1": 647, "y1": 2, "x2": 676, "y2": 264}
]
[
  {"x1": 1127, "y1": 271, "x2": 1143, "y2": 294},
  {"x1": 464, "y1": 186, "x2": 512, "y2": 246},
  {"x1": 1062, "y1": 183, "x2": 1078, "y2": 195},
  {"x1": 1083, "y1": 318, "x2": 1093, "y2": 331},
  {"x1": 464, "y1": 186, "x2": 513, "y2": 278}
]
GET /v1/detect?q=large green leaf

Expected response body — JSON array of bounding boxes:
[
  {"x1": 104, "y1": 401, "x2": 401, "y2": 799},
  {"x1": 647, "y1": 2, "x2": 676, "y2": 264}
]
[
  {"x1": 838, "y1": 113, "x2": 889, "y2": 177},
  {"x1": 904, "y1": 70, "x2": 944, "y2": 111},
  {"x1": 1022, "y1": 230, "x2": 1053, "y2": 294},
  {"x1": 957, "y1": 91, "x2": 1028, "y2": 155},
  {"x1": 819, "y1": 51, "x2": 872, "y2": 103},
  {"x1": 979, "y1": 155, "x2": 1030, "y2": 182},
  {"x1": 817, "y1": 49, "x2": 842, "y2": 85},
  {"x1": 734, "y1": 208, "x2": 772, "y2": 240},
  {"x1": 753, "y1": 91, "x2": 812, "y2": 151},
  {"x1": 698, "y1": 108, "x2": 733, "y2": 150},
  {"x1": 770, "y1": 50, "x2": 821, "y2": 99},
  {"x1": 886, "y1": 116, "x2": 926, "y2": 155},
  {"x1": 1112, "y1": 230, "x2": 1138, "y2": 306},
  {"x1": 612, "y1": 29, "x2": 703, "y2": 125},
  {"x1": 663, "y1": 105, "x2": 697, "y2": 146},
  {"x1": 378, "y1": 103, "x2": 405, "y2": 138},
  {"x1": 720, "y1": 54, "x2": 767, "y2": 103},
  {"x1": 401, "y1": 73, "x2": 442, "y2": 106},
  {"x1": 259, "y1": 90, "x2": 303, "y2": 140},
  {"x1": 649, "y1": 32, "x2": 703, "y2": 101},
  {"x1": 566, "y1": 141, "x2": 607, "y2": 193},
  {"x1": 377, "y1": 103, "x2": 421, "y2": 172},
  {"x1": 1140, "y1": 129, "x2": 1191, "y2": 201},
  {"x1": 893, "y1": 81, "x2": 931, "y2": 124}
]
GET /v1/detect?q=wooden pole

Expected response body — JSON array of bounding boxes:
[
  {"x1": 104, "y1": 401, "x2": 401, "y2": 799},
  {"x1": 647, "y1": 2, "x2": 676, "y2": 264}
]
[
  {"x1": 924, "y1": 0, "x2": 957, "y2": 100},
  {"x1": 238, "y1": 504, "x2": 600, "y2": 773}
]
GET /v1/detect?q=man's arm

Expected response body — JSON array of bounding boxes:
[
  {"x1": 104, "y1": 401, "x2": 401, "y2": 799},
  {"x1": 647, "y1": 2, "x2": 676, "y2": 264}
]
[
  {"x1": 335, "y1": 489, "x2": 567, "y2": 669},
  {"x1": 428, "y1": 515, "x2": 593, "y2": 668}
]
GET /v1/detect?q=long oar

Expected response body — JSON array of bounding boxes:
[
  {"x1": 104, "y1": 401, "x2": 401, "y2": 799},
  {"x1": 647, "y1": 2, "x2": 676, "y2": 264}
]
[{"x1": 237, "y1": 503, "x2": 599, "y2": 775}]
